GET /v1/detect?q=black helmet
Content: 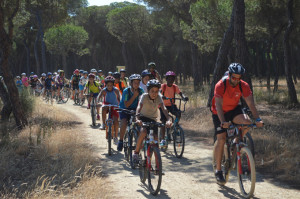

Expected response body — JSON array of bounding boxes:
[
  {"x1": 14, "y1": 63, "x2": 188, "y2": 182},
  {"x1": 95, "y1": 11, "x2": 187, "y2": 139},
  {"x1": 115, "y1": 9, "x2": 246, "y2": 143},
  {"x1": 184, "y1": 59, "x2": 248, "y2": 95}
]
[
  {"x1": 113, "y1": 72, "x2": 121, "y2": 79},
  {"x1": 228, "y1": 63, "x2": 245, "y2": 75},
  {"x1": 146, "y1": 79, "x2": 161, "y2": 91},
  {"x1": 148, "y1": 62, "x2": 156, "y2": 68},
  {"x1": 141, "y1": 69, "x2": 151, "y2": 77},
  {"x1": 120, "y1": 69, "x2": 126, "y2": 73},
  {"x1": 129, "y1": 74, "x2": 142, "y2": 82}
]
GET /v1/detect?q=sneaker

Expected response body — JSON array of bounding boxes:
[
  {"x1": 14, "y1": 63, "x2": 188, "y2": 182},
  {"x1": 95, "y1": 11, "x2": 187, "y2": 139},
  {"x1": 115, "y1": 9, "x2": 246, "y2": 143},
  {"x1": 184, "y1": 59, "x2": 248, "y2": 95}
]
[
  {"x1": 132, "y1": 153, "x2": 139, "y2": 164},
  {"x1": 87, "y1": 104, "x2": 90, "y2": 109},
  {"x1": 160, "y1": 139, "x2": 166, "y2": 147},
  {"x1": 97, "y1": 114, "x2": 100, "y2": 120},
  {"x1": 215, "y1": 171, "x2": 226, "y2": 185},
  {"x1": 99, "y1": 124, "x2": 105, "y2": 130},
  {"x1": 117, "y1": 140, "x2": 123, "y2": 151},
  {"x1": 113, "y1": 137, "x2": 118, "y2": 144}
]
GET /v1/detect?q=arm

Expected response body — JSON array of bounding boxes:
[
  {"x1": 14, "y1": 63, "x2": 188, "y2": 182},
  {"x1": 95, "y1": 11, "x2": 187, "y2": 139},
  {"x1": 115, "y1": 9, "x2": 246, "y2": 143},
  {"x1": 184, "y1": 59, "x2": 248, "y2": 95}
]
[
  {"x1": 124, "y1": 89, "x2": 139, "y2": 108},
  {"x1": 243, "y1": 95, "x2": 263, "y2": 128},
  {"x1": 215, "y1": 97, "x2": 229, "y2": 128}
]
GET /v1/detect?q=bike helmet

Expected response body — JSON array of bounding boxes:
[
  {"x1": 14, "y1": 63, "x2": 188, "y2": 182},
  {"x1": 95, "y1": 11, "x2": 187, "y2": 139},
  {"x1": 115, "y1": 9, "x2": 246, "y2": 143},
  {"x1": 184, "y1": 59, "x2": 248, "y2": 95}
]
[
  {"x1": 165, "y1": 71, "x2": 176, "y2": 77},
  {"x1": 47, "y1": 72, "x2": 52, "y2": 76},
  {"x1": 141, "y1": 69, "x2": 151, "y2": 77},
  {"x1": 148, "y1": 62, "x2": 156, "y2": 68},
  {"x1": 30, "y1": 72, "x2": 34, "y2": 75},
  {"x1": 57, "y1": 69, "x2": 61, "y2": 73},
  {"x1": 113, "y1": 72, "x2": 121, "y2": 79},
  {"x1": 59, "y1": 70, "x2": 64, "y2": 73},
  {"x1": 83, "y1": 71, "x2": 88, "y2": 74},
  {"x1": 146, "y1": 79, "x2": 161, "y2": 91},
  {"x1": 74, "y1": 69, "x2": 80, "y2": 73},
  {"x1": 33, "y1": 75, "x2": 38, "y2": 78},
  {"x1": 108, "y1": 71, "x2": 112, "y2": 75},
  {"x1": 98, "y1": 70, "x2": 102, "y2": 73},
  {"x1": 21, "y1": 73, "x2": 26, "y2": 76},
  {"x1": 88, "y1": 73, "x2": 95, "y2": 78},
  {"x1": 120, "y1": 69, "x2": 126, "y2": 73},
  {"x1": 228, "y1": 63, "x2": 245, "y2": 75},
  {"x1": 16, "y1": 76, "x2": 21, "y2": 79},
  {"x1": 90, "y1": 68, "x2": 97, "y2": 73},
  {"x1": 53, "y1": 72, "x2": 57, "y2": 75},
  {"x1": 129, "y1": 74, "x2": 142, "y2": 82},
  {"x1": 41, "y1": 73, "x2": 46, "y2": 77},
  {"x1": 105, "y1": 76, "x2": 115, "y2": 83},
  {"x1": 79, "y1": 69, "x2": 84, "y2": 73}
]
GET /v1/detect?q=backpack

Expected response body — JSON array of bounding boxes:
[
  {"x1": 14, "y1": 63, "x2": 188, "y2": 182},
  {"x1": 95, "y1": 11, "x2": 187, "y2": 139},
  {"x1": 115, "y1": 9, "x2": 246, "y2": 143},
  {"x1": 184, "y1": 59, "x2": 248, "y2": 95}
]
[{"x1": 161, "y1": 84, "x2": 176, "y2": 98}]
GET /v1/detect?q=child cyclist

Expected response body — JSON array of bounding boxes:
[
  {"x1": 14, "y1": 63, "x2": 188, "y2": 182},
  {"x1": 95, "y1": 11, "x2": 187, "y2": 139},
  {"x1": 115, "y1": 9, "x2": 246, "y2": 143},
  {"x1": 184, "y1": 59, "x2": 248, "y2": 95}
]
[
  {"x1": 43, "y1": 72, "x2": 55, "y2": 100},
  {"x1": 84, "y1": 73, "x2": 101, "y2": 120},
  {"x1": 159, "y1": 71, "x2": 189, "y2": 147},
  {"x1": 98, "y1": 76, "x2": 121, "y2": 143},
  {"x1": 117, "y1": 74, "x2": 144, "y2": 151},
  {"x1": 80, "y1": 71, "x2": 89, "y2": 101},
  {"x1": 140, "y1": 70, "x2": 151, "y2": 92},
  {"x1": 133, "y1": 79, "x2": 172, "y2": 162}
]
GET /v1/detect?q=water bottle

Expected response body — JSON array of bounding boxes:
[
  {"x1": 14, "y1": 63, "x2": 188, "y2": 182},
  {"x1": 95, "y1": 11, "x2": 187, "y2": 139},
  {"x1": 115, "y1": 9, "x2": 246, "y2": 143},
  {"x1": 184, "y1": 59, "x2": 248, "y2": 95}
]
[{"x1": 149, "y1": 129, "x2": 154, "y2": 142}]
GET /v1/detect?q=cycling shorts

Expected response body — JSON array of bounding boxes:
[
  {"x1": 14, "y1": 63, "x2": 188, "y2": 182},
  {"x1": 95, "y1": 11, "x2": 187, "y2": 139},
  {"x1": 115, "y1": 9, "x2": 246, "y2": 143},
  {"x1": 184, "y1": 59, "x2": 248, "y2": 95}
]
[
  {"x1": 160, "y1": 105, "x2": 180, "y2": 123},
  {"x1": 140, "y1": 116, "x2": 158, "y2": 135},
  {"x1": 79, "y1": 85, "x2": 84, "y2": 91},
  {"x1": 212, "y1": 105, "x2": 243, "y2": 135},
  {"x1": 72, "y1": 84, "x2": 79, "y2": 91}
]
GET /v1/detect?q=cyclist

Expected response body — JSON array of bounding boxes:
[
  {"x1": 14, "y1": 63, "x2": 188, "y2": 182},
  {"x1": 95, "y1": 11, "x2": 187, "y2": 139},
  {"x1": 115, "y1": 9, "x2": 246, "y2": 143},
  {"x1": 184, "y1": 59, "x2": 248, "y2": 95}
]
[
  {"x1": 140, "y1": 70, "x2": 151, "y2": 92},
  {"x1": 108, "y1": 71, "x2": 113, "y2": 77},
  {"x1": 147, "y1": 62, "x2": 162, "y2": 83},
  {"x1": 211, "y1": 63, "x2": 264, "y2": 184},
  {"x1": 132, "y1": 79, "x2": 172, "y2": 162},
  {"x1": 71, "y1": 69, "x2": 80, "y2": 100},
  {"x1": 98, "y1": 70, "x2": 105, "y2": 85},
  {"x1": 30, "y1": 75, "x2": 41, "y2": 94},
  {"x1": 98, "y1": 76, "x2": 120, "y2": 143},
  {"x1": 21, "y1": 73, "x2": 29, "y2": 88},
  {"x1": 80, "y1": 71, "x2": 89, "y2": 101},
  {"x1": 84, "y1": 73, "x2": 101, "y2": 119},
  {"x1": 16, "y1": 76, "x2": 22, "y2": 92},
  {"x1": 120, "y1": 69, "x2": 129, "y2": 87},
  {"x1": 113, "y1": 72, "x2": 126, "y2": 95},
  {"x1": 29, "y1": 72, "x2": 34, "y2": 82},
  {"x1": 159, "y1": 71, "x2": 189, "y2": 147},
  {"x1": 117, "y1": 74, "x2": 144, "y2": 151},
  {"x1": 90, "y1": 68, "x2": 101, "y2": 82},
  {"x1": 56, "y1": 70, "x2": 65, "y2": 98},
  {"x1": 43, "y1": 72, "x2": 55, "y2": 99},
  {"x1": 79, "y1": 69, "x2": 84, "y2": 77}
]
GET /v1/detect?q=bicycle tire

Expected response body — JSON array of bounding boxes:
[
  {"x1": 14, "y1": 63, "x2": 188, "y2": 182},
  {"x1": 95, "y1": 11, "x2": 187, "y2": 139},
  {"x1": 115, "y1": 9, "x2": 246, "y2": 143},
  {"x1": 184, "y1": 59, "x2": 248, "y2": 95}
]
[
  {"x1": 108, "y1": 124, "x2": 112, "y2": 156},
  {"x1": 91, "y1": 99, "x2": 96, "y2": 126},
  {"x1": 129, "y1": 129, "x2": 138, "y2": 169},
  {"x1": 244, "y1": 133, "x2": 255, "y2": 158},
  {"x1": 61, "y1": 88, "x2": 68, "y2": 103},
  {"x1": 173, "y1": 125, "x2": 185, "y2": 158},
  {"x1": 212, "y1": 140, "x2": 230, "y2": 185},
  {"x1": 237, "y1": 147, "x2": 256, "y2": 198},
  {"x1": 124, "y1": 131, "x2": 129, "y2": 161},
  {"x1": 139, "y1": 143, "x2": 147, "y2": 183},
  {"x1": 148, "y1": 146, "x2": 162, "y2": 196},
  {"x1": 160, "y1": 127, "x2": 169, "y2": 152}
]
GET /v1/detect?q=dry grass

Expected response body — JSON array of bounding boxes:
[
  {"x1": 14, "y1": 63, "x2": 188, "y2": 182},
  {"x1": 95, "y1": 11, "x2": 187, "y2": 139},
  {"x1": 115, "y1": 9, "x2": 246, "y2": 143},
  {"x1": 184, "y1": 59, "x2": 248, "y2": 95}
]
[
  {"x1": 0, "y1": 99, "x2": 108, "y2": 198},
  {"x1": 179, "y1": 77, "x2": 300, "y2": 187}
]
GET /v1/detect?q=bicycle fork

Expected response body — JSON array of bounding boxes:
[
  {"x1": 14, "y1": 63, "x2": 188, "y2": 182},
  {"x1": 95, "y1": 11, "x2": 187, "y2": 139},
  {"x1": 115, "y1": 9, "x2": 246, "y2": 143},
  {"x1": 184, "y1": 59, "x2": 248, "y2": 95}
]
[{"x1": 236, "y1": 143, "x2": 243, "y2": 175}]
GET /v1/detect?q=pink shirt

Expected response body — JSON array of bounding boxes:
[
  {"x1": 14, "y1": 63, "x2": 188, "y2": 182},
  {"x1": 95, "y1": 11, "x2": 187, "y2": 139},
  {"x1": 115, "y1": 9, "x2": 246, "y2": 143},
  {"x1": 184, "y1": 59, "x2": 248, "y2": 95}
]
[
  {"x1": 22, "y1": 77, "x2": 29, "y2": 87},
  {"x1": 161, "y1": 84, "x2": 181, "y2": 106}
]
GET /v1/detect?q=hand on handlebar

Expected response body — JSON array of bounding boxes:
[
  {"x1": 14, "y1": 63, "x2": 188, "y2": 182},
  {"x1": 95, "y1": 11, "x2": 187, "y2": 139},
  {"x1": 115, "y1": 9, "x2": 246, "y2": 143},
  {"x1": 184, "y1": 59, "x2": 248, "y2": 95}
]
[
  {"x1": 136, "y1": 119, "x2": 142, "y2": 126},
  {"x1": 166, "y1": 120, "x2": 172, "y2": 128},
  {"x1": 183, "y1": 96, "x2": 189, "y2": 101},
  {"x1": 221, "y1": 122, "x2": 231, "y2": 129},
  {"x1": 255, "y1": 120, "x2": 264, "y2": 128}
]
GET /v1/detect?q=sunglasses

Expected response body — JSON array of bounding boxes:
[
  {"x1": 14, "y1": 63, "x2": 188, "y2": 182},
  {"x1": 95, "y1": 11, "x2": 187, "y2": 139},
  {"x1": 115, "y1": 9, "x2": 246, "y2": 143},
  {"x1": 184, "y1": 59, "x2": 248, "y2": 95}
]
[{"x1": 231, "y1": 76, "x2": 241, "y2": 81}]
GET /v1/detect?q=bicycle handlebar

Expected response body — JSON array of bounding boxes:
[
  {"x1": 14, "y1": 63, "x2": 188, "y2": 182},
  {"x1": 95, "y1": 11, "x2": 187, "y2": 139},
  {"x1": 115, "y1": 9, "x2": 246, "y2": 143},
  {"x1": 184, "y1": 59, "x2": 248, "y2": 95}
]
[
  {"x1": 115, "y1": 108, "x2": 136, "y2": 115},
  {"x1": 142, "y1": 121, "x2": 165, "y2": 128},
  {"x1": 163, "y1": 97, "x2": 187, "y2": 113},
  {"x1": 229, "y1": 124, "x2": 257, "y2": 128}
]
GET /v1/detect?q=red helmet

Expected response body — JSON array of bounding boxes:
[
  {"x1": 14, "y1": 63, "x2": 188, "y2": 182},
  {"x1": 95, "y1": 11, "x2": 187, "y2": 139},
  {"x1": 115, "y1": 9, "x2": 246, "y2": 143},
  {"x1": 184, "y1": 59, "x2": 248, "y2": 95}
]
[
  {"x1": 165, "y1": 71, "x2": 176, "y2": 77},
  {"x1": 104, "y1": 76, "x2": 115, "y2": 83},
  {"x1": 74, "y1": 69, "x2": 80, "y2": 74},
  {"x1": 88, "y1": 73, "x2": 95, "y2": 78}
]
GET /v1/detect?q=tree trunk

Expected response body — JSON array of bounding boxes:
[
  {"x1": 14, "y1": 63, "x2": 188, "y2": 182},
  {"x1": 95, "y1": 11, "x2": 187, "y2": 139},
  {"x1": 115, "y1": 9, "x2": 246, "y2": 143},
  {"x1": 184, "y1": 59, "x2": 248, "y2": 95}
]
[
  {"x1": 34, "y1": 31, "x2": 40, "y2": 74},
  {"x1": 207, "y1": 1, "x2": 235, "y2": 107},
  {"x1": 283, "y1": 0, "x2": 298, "y2": 104},
  {"x1": 234, "y1": 0, "x2": 252, "y2": 90},
  {"x1": 191, "y1": 42, "x2": 199, "y2": 91},
  {"x1": 0, "y1": 0, "x2": 28, "y2": 128},
  {"x1": 0, "y1": 80, "x2": 12, "y2": 121},
  {"x1": 137, "y1": 41, "x2": 147, "y2": 67},
  {"x1": 36, "y1": 10, "x2": 47, "y2": 73},
  {"x1": 62, "y1": 53, "x2": 67, "y2": 74},
  {"x1": 266, "y1": 43, "x2": 271, "y2": 91},
  {"x1": 273, "y1": 40, "x2": 279, "y2": 93}
]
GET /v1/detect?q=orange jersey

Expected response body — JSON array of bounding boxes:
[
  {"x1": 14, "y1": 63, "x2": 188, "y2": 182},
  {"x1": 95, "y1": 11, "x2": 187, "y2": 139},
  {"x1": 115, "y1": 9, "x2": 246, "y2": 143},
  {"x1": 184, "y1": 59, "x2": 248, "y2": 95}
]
[{"x1": 114, "y1": 81, "x2": 125, "y2": 95}]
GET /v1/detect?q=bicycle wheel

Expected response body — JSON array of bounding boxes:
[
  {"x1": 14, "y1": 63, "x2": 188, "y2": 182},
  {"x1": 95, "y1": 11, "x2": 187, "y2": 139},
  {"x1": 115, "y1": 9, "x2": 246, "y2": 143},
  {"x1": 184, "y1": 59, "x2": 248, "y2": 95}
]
[
  {"x1": 160, "y1": 127, "x2": 169, "y2": 152},
  {"x1": 237, "y1": 147, "x2": 256, "y2": 198},
  {"x1": 212, "y1": 141, "x2": 230, "y2": 185},
  {"x1": 124, "y1": 131, "x2": 129, "y2": 161},
  {"x1": 243, "y1": 133, "x2": 255, "y2": 158},
  {"x1": 139, "y1": 143, "x2": 147, "y2": 183},
  {"x1": 91, "y1": 99, "x2": 96, "y2": 126},
  {"x1": 61, "y1": 88, "x2": 68, "y2": 103},
  {"x1": 107, "y1": 124, "x2": 112, "y2": 156},
  {"x1": 147, "y1": 146, "x2": 162, "y2": 196},
  {"x1": 173, "y1": 125, "x2": 185, "y2": 158},
  {"x1": 129, "y1": 129, "x2": 138, "y2": 169}
]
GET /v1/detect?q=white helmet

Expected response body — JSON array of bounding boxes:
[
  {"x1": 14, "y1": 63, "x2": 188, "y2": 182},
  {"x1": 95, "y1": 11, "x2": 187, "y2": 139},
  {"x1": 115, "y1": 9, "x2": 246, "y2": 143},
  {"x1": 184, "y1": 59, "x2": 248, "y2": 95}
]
[{"x1": 90, "y1": 68, "x2": 97, "y2": 73}]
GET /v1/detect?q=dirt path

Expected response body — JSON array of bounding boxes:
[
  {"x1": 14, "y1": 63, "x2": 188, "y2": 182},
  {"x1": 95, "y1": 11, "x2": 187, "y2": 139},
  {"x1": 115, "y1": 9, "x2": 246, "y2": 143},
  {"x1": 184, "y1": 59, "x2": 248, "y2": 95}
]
[{"x1": 57, "y1": 101, "x2": 300, "y2": 199}]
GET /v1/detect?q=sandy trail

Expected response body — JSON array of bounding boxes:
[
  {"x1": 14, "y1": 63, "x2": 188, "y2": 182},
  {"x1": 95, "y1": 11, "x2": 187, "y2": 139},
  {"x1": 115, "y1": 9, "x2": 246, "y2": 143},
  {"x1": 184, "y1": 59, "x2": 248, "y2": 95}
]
[{"x1": 57, "y1": 100, "x2": 300, "y2": 199}]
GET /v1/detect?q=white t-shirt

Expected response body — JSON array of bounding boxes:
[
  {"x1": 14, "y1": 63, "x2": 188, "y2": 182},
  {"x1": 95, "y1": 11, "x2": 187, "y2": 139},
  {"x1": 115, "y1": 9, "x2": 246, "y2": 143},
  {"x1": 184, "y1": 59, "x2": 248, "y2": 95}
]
[
  {"x1": 140, "y1": 82, "x2": 147, "y2": 93},
  {"x1": 139, "y1": 93, "x2": 163, "y2": 120},
  {"x1": 80, "y1": 76, "x2": 88, "y2": 86}
]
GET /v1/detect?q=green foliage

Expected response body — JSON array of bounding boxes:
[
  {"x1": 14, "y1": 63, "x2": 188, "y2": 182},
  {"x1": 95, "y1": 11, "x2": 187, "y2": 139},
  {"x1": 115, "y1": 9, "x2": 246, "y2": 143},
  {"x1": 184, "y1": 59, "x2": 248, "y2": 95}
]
[
  {"x1": 44, "y1": 24, "x2": 89, "y2": 56},
  {"x1": 19, "y1": 88, "x2": 35, "y2": 117}
]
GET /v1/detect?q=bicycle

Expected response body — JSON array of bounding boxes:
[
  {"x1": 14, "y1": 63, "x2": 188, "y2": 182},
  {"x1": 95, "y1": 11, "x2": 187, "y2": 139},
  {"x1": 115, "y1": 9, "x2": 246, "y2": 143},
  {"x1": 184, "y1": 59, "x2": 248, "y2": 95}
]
[
  {"x1": 57, "y1": 85, "x2": 69, "y2": 103},
  {"x1": 102, "y1": 104, "x2": 119, "y2": 156},
  {"x1": 74, "y1": 89, "x2": 81, "y2": 105},
  {"x1": 45, "y1": 89, "x2": 53, "y2": 105},
  {"x1": 212, "y1": 123, "x2": 257, "y2": 198},
  {"x1": 87, "y1": 93, "x2": 100, "y2": 127},
  {"x1": 160, "y1": 97, "x2": 187, "y2": 158},
  {"x1": 138, "y1": 121, "x2": 164, "y2": 196},
  {"x1": 117, "y1": 108, "x2": 139, "y2": 169}
]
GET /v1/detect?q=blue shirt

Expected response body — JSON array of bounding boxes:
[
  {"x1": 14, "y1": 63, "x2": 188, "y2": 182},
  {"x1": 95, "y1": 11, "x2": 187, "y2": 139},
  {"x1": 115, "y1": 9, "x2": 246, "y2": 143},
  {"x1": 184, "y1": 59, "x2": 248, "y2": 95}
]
[
  {"x1": 119, "y1": 87, "x2": 144, "y2": 109},
  {"x1": 16, "y1": 80, "x2": 22, "y2": 88},
  {"x1": 103, "y1": 87, "x2": 119, "y2": 106}
]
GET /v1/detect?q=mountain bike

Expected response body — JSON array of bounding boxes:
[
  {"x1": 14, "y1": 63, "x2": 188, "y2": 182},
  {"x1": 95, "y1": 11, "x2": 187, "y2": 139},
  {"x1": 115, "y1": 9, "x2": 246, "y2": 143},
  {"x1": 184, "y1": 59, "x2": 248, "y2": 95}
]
[
  {"x1": 212, "y1": 124, "x2": 257, "y2": 198},
  {"x1": 138, "y1": 121, "x2": 164, "y2": 196},
  {"x1": 102, "y1": 104, "x2": 119, "y2": 156},
  {"x1": 45, "y1": 89, "x2": 53, "y2": 105},
  {"x1": 117, "y1": 108, "x2": 138, "y2": 168},
  {"x1": 89, "y1": 93, "x2": 99, "y2": 127},
  {"x1": 57, "y1": 85, "x2": 69, "y2": 103},
  {"x1": 74, "y1": 89, "x2": 80, "y2": 105},
  {"x1": 160, "y1": 97, "x2": 187, "y2": 158}
]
